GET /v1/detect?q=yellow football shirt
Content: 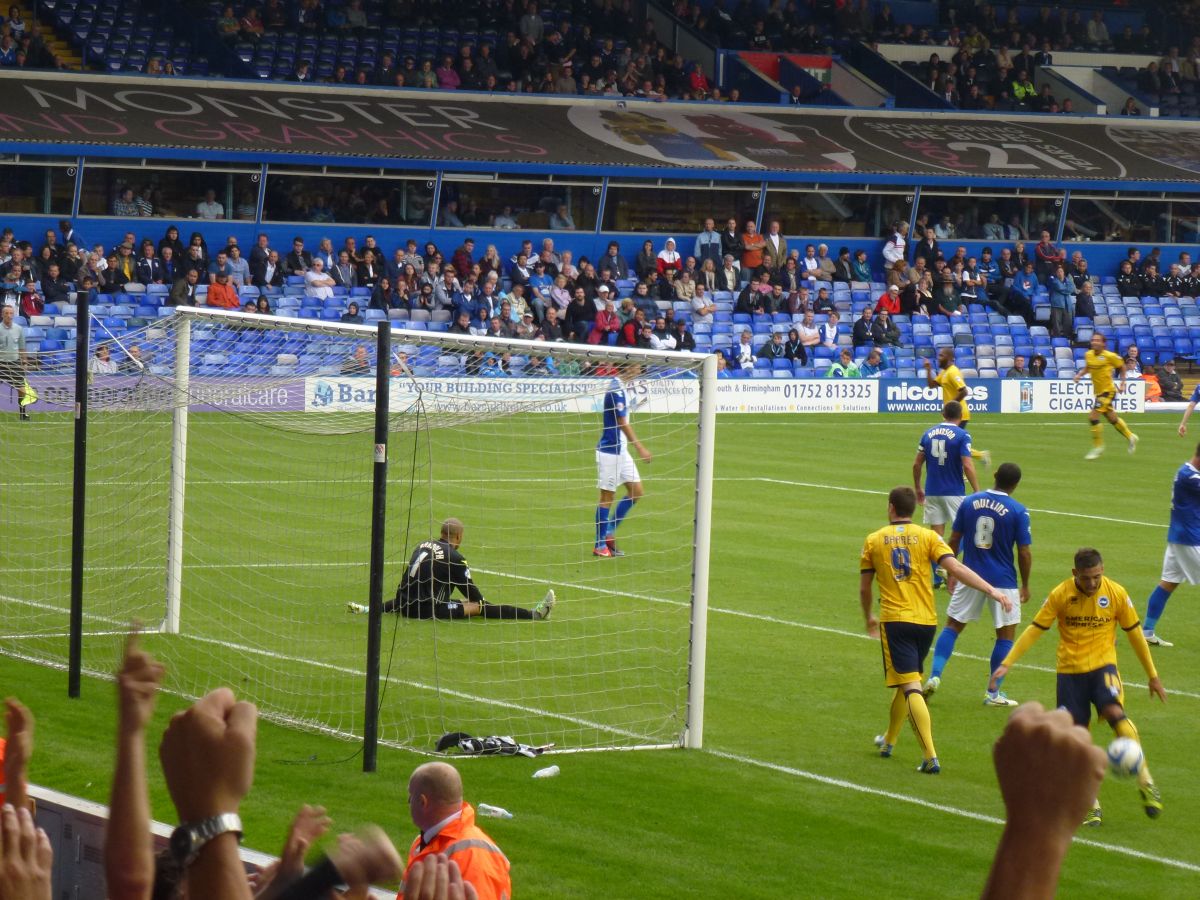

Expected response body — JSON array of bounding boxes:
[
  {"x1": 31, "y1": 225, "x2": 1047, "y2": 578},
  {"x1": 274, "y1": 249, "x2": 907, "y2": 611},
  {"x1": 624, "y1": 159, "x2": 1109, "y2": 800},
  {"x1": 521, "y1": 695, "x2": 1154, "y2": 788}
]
[
  {"x1": 860, "y1": 523, "x2": 953, "y2": 626},
  {"x1": 935, "y1": 365, "x2": 970, "y2": 420},
  {"x1": 1031, "y1": 576, "x2": 1141, "y2": 674},
  {"x1": 1083, "y1": 349, "x2": 1123, "y2": 397}
]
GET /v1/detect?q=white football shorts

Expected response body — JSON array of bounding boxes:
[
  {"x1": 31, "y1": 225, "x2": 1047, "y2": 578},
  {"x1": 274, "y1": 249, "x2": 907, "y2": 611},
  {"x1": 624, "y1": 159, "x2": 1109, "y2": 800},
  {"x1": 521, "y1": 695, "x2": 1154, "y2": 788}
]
[
  {"x1": 923, "y1": 495, "x2": 964, "y2": 527},
  {"x1": 1161, "y1": 543, "x2": 1200, "y2": 584},
  {"x1": 596, "y1": 449, "x2": 640, "y2": 492},
  {"x1": 947, "y1": 585, "x2": 1022, "y2": 628}
]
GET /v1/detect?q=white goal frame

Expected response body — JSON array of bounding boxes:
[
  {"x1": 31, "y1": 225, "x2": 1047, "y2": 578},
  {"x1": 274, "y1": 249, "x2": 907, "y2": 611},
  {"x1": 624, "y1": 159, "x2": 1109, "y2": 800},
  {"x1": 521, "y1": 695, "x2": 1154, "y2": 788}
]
[{"x1": 161, "y1": 307, "x2": 717, "y2": 749}]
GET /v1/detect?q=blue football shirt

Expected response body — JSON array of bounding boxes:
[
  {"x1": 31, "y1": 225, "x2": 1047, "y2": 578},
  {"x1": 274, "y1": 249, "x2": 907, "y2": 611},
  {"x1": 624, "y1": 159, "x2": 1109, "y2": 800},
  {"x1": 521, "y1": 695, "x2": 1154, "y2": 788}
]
[
  {"x1": 951, "y1": 489, "x2": 1032, "y2": 589},
  {"x1": 918, "y1": 423, "x2": 972, "y2": 497},
  {"x1": 597, "y1": 380, "x2": 628, "y2": 455},
  {"x1": 1190, "y1": 384, "x2": 1200, "y2": 403},
  {"x1": 1167, "y1": 462, "x2": 1200, "y2": 546}
]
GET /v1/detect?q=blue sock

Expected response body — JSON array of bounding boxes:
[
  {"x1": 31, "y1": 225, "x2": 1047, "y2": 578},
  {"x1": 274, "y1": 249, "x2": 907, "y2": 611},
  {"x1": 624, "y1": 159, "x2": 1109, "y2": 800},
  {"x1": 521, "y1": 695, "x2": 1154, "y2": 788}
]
[
  {"x1": 990, "y1": 639, "x2": 1014, "y2": 692},
  {"x1": 607, "y1": 497, "x2": 636, "y2": 537},
  {"x1": 594, "y1": 506, "x2": 610, "y2": 547},
  {"x1": 1144, "y1": 585, "x2": 1172, "y2": 632},
  {"x1": 930, "y1": 628, "x2": 958, "y2": 679}
]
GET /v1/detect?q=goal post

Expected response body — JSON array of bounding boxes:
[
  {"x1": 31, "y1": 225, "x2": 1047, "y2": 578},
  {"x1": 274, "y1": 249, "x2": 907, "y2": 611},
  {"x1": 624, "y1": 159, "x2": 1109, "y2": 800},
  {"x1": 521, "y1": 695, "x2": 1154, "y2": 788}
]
[
  {"x1": 685, "y1": 350, "x2": 717, "y2": 750},
  {"x1": 5, "y1": 305, "x2": 716, "y2": 755}
]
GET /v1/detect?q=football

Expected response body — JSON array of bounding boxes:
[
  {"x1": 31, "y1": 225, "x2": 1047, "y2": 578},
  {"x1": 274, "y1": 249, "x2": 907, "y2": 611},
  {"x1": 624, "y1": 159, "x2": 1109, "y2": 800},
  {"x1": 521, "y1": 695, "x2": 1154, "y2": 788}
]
[{"x1": 1106, "y1": 737, "x2": 1145, "y2": 779}]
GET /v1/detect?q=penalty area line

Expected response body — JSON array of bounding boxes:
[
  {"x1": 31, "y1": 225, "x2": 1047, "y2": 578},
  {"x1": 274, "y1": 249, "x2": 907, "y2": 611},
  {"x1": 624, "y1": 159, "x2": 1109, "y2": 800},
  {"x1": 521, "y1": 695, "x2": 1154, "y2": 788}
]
[
  {"x1": 702, "y1": 748, "x2": 1200, "y2": 874},
  {"x1": 472, "y1": 568, "x2": 1200, "y2": 701},
  {"x1": 729, "y1": 476, "x2": 1167, "y2": 530}
]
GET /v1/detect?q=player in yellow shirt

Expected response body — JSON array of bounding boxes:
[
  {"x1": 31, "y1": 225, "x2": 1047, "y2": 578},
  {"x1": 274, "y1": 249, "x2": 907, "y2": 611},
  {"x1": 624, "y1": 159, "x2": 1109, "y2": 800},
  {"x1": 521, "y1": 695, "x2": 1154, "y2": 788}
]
[
  {"x1": 1073, "y1": 333, "x2": 1138, "y2": 460},
  {"x1": 990, "y1": 547, "x2": 1166, "y2": 825},
  {"x1": 861, "y1": 486, "x2": 1011, "y2": 773},
  {"x1": 924, "y1": 347, "x2": 991, "y2": 466}
]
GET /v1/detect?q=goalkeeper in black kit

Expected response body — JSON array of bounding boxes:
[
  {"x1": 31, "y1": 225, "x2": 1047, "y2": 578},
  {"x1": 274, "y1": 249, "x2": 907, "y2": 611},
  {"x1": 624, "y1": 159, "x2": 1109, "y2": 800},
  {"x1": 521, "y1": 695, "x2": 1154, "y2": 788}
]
[{"x1": 347, "y1": 518, "x2": 556, "y2": 620}]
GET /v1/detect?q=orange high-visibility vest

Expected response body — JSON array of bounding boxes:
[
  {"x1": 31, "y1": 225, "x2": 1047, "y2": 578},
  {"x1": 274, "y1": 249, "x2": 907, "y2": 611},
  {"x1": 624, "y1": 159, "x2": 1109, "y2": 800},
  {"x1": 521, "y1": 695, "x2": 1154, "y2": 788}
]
[{"x1": 401, "y1": 803, "x2": 511, "y2": 900}]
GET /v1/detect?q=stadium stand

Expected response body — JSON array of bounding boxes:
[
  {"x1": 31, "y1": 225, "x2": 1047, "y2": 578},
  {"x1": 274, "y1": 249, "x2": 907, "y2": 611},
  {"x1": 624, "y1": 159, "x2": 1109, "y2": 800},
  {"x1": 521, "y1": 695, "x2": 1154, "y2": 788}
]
[
  {"x1": 5, "y1": 0, "x2": 1190, "y2": 113},
  {"x1": 7, "y1": 216, "x2": 1200, "y2": 383}
]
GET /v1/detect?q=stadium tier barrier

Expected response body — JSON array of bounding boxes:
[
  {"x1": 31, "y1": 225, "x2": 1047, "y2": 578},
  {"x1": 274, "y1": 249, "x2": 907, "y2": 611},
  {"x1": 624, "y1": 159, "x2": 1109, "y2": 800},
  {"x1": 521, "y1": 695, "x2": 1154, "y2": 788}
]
[
  {"x1": 28, "y1": 783, "x2": 394, "y2": 900},
  {"x1": 4, "y1": 373, "x2": 1149, "y2": 415}
]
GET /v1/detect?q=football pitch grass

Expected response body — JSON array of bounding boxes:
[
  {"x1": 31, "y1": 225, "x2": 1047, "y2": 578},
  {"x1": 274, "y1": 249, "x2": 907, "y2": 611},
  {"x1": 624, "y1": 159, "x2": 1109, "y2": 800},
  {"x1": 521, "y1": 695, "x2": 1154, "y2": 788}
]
[{"x1": 2, "y1": 411, "x2": 1199, "y2": 898}]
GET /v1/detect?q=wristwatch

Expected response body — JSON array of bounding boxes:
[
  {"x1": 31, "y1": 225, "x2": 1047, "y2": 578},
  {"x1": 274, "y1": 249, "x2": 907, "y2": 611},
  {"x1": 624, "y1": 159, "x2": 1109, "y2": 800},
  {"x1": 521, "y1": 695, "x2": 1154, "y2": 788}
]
[{"x1": 169, "y1": 813, "x2": 243, "y2": 866}]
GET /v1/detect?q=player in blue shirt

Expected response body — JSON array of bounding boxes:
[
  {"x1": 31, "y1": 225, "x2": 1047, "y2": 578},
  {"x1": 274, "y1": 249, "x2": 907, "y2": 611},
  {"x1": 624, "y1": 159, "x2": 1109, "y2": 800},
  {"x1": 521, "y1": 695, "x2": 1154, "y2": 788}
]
[
  {"x1": 1141, "y1": 442, "x2": 1200, "y2": 646},
  {"x1": 913, "y1": 401, "x2": 979, "y2": 587},
  {"x1": 594, "y1": 369, "x2": 651, "y2": 557},
  {"x1": 924, "y1": 462, "x2": 1032, "y2": 706}
]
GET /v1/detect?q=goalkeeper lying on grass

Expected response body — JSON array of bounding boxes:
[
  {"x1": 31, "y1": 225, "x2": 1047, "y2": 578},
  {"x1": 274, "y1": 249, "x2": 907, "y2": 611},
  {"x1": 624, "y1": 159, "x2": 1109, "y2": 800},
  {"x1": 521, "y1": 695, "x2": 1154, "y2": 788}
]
[{"x1": 349, "y1": 517, "x2": 555, "y2": 621}]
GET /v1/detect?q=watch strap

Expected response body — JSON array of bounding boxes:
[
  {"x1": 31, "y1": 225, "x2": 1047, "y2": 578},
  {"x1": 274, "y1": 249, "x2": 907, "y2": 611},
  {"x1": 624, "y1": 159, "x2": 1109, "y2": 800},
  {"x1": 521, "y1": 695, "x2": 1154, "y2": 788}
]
[{"x1": 181, "y1": 812, "x2": 243, "y2": 866}]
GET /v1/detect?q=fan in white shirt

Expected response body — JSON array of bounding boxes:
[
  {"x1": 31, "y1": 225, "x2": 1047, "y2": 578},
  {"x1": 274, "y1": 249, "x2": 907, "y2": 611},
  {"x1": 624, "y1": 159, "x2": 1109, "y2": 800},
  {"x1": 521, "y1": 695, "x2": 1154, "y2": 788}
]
[{"x1": 304, "y1": 258, "x2": 336, "y2": 299}]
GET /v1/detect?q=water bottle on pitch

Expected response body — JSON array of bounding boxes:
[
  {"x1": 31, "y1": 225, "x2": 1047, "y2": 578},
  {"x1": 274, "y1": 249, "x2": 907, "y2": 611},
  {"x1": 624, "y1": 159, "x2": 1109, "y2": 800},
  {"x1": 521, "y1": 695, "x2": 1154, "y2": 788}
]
[
  {"x1": 477, "y1": 803, "x2": 513, "y2": 819},
  {"x1": 532, "y1": 765, "x2": 560, "y2": 778}
]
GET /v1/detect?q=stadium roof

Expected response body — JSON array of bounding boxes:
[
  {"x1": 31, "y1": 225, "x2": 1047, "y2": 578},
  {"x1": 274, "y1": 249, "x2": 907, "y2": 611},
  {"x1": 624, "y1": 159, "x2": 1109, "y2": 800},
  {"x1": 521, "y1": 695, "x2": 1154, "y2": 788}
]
[{"x1": 2, "y1": 71, "x2": 1199, "y2": 188}]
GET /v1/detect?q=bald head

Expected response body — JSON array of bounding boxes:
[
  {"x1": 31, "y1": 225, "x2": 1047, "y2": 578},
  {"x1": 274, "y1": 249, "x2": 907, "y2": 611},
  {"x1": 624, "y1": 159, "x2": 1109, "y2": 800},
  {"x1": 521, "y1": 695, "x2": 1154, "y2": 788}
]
[
  {"x1": 440, "y1": 517, "x2": 464, "y2": 547},
  {"x1": 408, "y1": 762, "x2": 464, "y2": 829}
]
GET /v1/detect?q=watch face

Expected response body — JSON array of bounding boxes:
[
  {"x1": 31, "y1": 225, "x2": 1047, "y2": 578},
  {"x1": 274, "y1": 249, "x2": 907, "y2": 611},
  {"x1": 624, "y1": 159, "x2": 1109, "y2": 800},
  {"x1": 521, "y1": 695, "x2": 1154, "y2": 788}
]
[{"x1": 169, "y1": 826, "x2": 193, "y2": 862}]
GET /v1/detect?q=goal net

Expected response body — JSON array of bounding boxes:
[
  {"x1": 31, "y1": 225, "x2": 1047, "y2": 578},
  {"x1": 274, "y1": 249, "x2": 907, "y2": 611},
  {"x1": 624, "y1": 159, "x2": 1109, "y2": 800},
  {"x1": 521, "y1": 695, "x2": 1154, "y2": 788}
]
[{"x1": 0, "y1": 306, "x2": 715, "y2": 754}]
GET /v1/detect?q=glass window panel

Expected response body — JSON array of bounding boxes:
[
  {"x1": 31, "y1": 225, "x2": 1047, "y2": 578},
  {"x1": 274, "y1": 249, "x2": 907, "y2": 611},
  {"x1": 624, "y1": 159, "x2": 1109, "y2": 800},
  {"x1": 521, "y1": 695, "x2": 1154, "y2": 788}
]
[
  {"x1": 262, "y1": 174, "x2": 433, "y2": 226},
  {"x1": 441, "y1": 181, "x2": 600, "y2": 231},
  {"x1": 915, "y1": 193, "x2": 1062, "y2": 241},
  {"x1": 79, "y1": 167, "x2": 259, "y2": 220},
  {"x1": 763, "y1": 189, "x2": 911, "y2": 238},
  {"x1": 1066, "y1": 197, "x2": 1200, "y2": 244},
  {"x1": 0, "y1": 165, "x2": 74, "y2": 215},
  {"x1": 601, "y1": 187, "x2": 759, "y2": 233}
]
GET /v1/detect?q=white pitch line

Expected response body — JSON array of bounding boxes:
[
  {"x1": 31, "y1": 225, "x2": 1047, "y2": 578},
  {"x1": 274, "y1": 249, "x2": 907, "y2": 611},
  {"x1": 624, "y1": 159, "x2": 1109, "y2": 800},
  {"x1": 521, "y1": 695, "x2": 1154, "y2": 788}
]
[
  {"x1": 736, "y1": 476, "x2": 1168, "y2": 530},
  {"x1": 0, "y1": 592, "x2": 663, "y2": 745},
  {"x1": 702, "y1": 748, "x2": 1200, "y2": 874},
  {"x1": 3, "y1": 597, "x2": 1196, "y2": 873},
  {"x1": 469, "y1": 567, "x2": 1200, "y2": 701},
  {"x1": 4, "y1": 559, "x2": 1195, "y2": 700}
]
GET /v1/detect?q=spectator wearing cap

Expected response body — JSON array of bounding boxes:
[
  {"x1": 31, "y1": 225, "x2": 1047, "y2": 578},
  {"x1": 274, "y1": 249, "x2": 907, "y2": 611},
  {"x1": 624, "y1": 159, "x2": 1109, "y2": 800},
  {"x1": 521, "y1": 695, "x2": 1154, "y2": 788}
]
[
  {"x1": 1159, "y1": 359, "x2": 1184, "y2": 401},
  {"x1": 206, "y1": 269, "x2": 240, "y2": 308},
  {"x1": 515, "y1": 309, "x2": 538, "y2": 340},
  {"x1": 832, "y1": 246, "x2": 854, "y2": 283}
]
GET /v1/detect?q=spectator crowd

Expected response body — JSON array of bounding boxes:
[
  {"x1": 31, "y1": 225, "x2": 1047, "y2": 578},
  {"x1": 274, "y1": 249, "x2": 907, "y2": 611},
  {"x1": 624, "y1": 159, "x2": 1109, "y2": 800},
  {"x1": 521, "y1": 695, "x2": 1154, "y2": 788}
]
[{"x1": 2, "y1": 211, "x2": 1198, "y2": 388}]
